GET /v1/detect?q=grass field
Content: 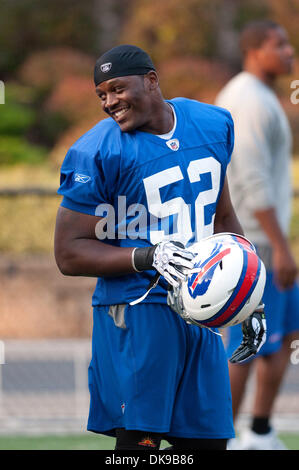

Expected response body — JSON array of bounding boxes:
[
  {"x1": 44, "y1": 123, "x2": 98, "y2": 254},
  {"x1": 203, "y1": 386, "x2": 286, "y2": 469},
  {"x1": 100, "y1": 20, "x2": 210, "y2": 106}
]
[{"x1": 0, "y1": 433, "x2": 298, "y2": 450}]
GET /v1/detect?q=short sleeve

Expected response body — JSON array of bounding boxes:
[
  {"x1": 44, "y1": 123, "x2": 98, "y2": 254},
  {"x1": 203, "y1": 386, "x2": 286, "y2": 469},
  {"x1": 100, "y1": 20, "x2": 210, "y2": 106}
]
[
  {"x1": 226, "y1": 112, "x2": 235, "y2": 164},
  {"x1": 57, "y1": 147, "x2": 109, "y2": 216}
]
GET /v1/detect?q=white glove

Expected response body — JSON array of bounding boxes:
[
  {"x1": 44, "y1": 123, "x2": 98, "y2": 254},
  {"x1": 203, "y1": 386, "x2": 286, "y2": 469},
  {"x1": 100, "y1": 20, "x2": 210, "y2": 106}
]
[{"x1": 152, "y1": 241, "x2": 194, "y2": 287}]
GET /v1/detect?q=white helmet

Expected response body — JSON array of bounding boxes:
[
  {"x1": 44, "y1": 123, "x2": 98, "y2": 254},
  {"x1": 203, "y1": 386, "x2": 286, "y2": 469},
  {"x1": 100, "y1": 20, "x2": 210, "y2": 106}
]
[{"x1": 180, "y1": 233, "x2": 266, "y2": 328}]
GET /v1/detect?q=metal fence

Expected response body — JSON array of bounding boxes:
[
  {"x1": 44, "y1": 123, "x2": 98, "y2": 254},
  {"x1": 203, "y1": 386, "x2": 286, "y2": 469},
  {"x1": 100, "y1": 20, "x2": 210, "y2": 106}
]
[
  {"x1": 1, "y1": 338, "x2": 299, "y2": 436},
  {"x1": 0, "y1": 339, "x2": 91, "y2": 435}
]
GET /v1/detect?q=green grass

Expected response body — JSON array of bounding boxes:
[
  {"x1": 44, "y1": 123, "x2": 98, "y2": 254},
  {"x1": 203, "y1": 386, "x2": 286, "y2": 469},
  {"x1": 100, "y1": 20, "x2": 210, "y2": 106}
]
[
  {"x1": 0, "y1": 433, "x2": 297, "y2": 450},
  {"x1": 0, "y1": 433, "x2": 114, "y2": 450}
]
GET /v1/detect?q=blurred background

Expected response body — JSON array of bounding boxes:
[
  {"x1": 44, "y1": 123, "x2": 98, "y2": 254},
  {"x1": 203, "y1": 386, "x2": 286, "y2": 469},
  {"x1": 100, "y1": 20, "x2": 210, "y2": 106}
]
[{"x1": 0, "y1": 0, "x2": 299, "y2": 450}]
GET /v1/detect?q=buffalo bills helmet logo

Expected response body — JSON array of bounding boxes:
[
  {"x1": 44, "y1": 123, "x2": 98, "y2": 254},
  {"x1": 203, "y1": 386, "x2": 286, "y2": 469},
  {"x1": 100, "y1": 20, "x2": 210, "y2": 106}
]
[{"x1": 188, "y1": 243, "x2": 231, "y2": 297}]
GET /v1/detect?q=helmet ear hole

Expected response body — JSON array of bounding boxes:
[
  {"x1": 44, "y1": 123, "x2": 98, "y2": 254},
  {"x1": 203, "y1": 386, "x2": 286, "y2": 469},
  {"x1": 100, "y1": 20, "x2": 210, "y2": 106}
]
[{"x1": 180, "y1": 233, "x2": 266, "y2": 328}]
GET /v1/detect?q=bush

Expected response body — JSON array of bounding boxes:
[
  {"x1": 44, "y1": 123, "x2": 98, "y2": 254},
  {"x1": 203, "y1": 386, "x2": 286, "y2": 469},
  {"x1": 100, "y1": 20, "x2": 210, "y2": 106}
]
[
  {"x1": 44, "y1": 76, "x2": 103, "y2": 125},
  {"x1": 0, "y1": 136, "x2": 47, "y2": 165},
  {"x1": 18, "y1": 48, "x2": 95, "y2": 92},
  {"x1": 158, "y1": 57, "x2": 233, "y2": 102},
  {"x1": 0, "y1": 102, "x2": 36, "y2": 136}
]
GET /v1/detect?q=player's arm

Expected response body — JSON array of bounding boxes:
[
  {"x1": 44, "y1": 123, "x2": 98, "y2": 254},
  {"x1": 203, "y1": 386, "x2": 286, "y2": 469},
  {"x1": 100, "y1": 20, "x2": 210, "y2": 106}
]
[
  {"x1": 54, "y1": 206, "x2": 134, "y2": 277},
  {"x1": 254, "y1": 208, "x2": 297, "y2": 289},
  {"x1": 213, "y1": 176, "x2": 244, "y2": 236},
  {"x1": 54, "y1": 206, "x2": 194, "y2": 284}
]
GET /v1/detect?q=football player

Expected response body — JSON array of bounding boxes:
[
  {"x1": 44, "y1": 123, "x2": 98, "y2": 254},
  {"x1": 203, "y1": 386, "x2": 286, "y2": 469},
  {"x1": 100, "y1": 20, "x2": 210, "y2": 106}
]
[{"x1": 54, "y1": 45, "x2": 265, "y2": 450}]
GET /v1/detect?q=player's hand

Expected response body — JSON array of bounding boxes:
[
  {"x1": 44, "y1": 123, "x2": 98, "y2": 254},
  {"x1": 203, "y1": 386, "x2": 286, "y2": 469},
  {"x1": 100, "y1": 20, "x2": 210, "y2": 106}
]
[
  {"x1": 167, "y1": 284, "x2": 199, "y2": 325},
  {"x1": 229, "y1": 305, "x2": 266, "y2": 364},
  {"x1": 152, "y1": 241, "x2": 194, "y2": 287},
  {"x1": 133, "y1": 241, "x2": 194, "y2": 288},
  {"x1": 272, "y1": 246, "x2": 297, "y2": 290}
]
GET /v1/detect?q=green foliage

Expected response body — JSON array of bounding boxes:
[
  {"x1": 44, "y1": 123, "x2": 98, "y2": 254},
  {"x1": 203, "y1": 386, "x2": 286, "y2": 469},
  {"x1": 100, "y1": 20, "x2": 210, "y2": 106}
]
[
  {"x1": 0, "y1": 0, "x2": 98, "y2": 76},
  {"x1": 121, "y1": 0, "x2": 221, "y2": 64},
  {"x1": 0, "y1": 136, "x2": 47, "y2": 166},
  {"x1": 4, "y1": 82, "x2": 37, "y2": 106},
  {"x1": 36, "y1": 111, "x2": 70, "y2": 146},
  {"x1": 0, "y1": 83, "x2": 38, "y2": 136},
  {"x1": 0, "y1": 102, "x2": 36, "y2": 135},
  {"x1": 1, "y1": 0, "x2": 298, "y2": 168},
  {"x1": 233, "y1": 0, "x2": 270, "y2": 30},
  {"x1": 0, "y1": 82, "x2": 53, "y2": 163}
]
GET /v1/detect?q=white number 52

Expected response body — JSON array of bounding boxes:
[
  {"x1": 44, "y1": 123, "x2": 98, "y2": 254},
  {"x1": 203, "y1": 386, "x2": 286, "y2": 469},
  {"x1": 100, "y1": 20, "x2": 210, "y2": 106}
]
[{"x1": 143, "y1": 156, "x2": 221, "y2": 245}]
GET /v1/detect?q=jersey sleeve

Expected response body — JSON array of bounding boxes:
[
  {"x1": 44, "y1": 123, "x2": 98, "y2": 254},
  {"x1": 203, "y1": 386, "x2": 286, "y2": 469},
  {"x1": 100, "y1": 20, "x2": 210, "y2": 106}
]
[
  {"x1": 225, "y1": 111, "x2": 235, "y2": 165},
  {"x1": 57, "y1": 147, "x2": 110, "y2": 216}
]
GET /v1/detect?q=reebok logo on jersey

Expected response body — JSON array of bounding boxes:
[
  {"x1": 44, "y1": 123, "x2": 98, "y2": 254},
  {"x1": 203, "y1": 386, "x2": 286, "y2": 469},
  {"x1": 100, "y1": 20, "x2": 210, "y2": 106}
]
[
  {"x1": 166, "y1": 138, "x2": 179, "y2": 151},
  {"x1": 100, "y1": 62, "x2": 112, "y2": 73},
  {"x1": 74, "y1": 173, "x2": 91, "y2": 183}
]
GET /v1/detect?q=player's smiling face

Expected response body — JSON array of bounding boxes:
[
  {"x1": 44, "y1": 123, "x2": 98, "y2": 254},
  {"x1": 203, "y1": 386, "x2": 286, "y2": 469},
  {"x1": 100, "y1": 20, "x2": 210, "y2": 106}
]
[{"x1": 96, "y1": 74, "x2": 156, "y2": 133}]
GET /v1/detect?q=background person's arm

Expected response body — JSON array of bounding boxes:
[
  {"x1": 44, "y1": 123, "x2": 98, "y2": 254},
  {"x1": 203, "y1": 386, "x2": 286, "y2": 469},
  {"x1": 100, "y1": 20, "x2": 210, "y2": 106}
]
[{"x1": 254, "y1": 208, "x2": 297, "y2": 289}]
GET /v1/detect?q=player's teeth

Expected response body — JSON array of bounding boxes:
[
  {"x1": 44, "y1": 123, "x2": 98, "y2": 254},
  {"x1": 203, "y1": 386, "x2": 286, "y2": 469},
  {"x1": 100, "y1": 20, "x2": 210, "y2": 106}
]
[{"x1": 115, "y1": 108, "x2": 128, "y2": 118}]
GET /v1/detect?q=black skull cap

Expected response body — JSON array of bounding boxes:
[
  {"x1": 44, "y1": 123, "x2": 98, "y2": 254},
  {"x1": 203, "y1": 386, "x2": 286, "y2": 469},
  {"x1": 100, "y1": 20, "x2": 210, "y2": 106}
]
[{"x1": 94, "y1": 44, "x2": 156, "y2": 86}]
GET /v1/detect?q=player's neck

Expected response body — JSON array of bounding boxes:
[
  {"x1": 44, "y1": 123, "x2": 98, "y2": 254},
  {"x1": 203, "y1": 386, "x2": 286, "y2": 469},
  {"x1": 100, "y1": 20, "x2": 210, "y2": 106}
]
[
  {"x1": 141, "y1": 100, "x2": 174, "y2": 135},
  {"x1": 243, "y1": 62, "x2": 277, "y2": 88}
]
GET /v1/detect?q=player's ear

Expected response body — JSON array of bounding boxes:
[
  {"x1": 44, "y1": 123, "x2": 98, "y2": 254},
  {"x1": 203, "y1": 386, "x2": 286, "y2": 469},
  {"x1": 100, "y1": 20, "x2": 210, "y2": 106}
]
[{"x1": 144, "y1": 71, "x2": 159, "y2": 91}]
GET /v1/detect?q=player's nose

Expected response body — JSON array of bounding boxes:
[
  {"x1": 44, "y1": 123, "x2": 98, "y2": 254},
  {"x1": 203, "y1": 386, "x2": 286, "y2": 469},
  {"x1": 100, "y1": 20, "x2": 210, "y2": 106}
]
[
  {"x1": 105, "y1": 92, "x2": 119, "y2": 111},
  {"x1": 285, "y1": 43, "x2": 295, "y2": 59}
]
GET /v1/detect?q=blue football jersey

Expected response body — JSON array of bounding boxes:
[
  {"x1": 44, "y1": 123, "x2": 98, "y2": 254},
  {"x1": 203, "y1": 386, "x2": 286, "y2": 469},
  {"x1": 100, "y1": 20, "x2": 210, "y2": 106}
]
[{"x1": 58, "y1": 98, "x2": 234, "y2": 306}]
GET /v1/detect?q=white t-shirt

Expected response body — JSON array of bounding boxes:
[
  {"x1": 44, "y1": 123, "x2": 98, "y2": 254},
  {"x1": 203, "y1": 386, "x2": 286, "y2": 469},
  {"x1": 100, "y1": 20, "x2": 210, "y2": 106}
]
[
  {"x1": 216, "y1": 71, "x2": 293, "y2": 247},
  {"x1": 157, "y1": 103, "x2": 177, "y2": 140}
]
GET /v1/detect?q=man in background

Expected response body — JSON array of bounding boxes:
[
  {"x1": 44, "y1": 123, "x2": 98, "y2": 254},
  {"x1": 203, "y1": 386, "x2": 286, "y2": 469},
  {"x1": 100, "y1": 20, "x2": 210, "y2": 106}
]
[{"x1": 216, "y1": 20, "x2": 299, "y2": 450}]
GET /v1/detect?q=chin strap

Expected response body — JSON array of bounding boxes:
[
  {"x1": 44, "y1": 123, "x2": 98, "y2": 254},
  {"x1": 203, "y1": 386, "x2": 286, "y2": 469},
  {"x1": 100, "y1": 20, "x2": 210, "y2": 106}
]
[{"x1": 129, "y1": 272, "x2": 161, "y2": 306}]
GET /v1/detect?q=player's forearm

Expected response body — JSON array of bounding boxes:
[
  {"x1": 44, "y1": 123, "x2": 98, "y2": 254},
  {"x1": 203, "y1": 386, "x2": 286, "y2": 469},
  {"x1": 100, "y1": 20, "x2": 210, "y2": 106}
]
[
  {"x1": 55, "y1": 238, "x2": 136, "y2": 277},
  {"x1": 214, "y1": 209, "x2": 244, "y2": 237},
  {"x1": 254, "y1": 207, "x2": 289, "y2": 251},
  {"x1": 213, "y1": 177, "x2": 245, "y2": 237}
]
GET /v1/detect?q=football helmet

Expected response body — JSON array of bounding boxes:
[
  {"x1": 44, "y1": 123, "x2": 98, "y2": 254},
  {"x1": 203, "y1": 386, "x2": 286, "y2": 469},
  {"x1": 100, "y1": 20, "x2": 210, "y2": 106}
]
[{"x1": 180, "y1": 233, "x2": 266, "y2": 328}]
